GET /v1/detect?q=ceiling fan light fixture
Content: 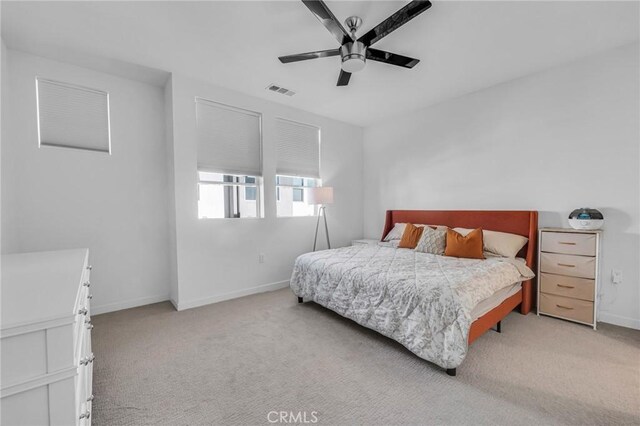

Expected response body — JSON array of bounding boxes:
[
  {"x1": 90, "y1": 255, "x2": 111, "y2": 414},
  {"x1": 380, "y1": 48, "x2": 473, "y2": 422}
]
[
  {"x1": 278, "y1": 0, "x2": 431, "y2": 86},
  {"x1": 340, "y1": 41, "x2": 366, "y2": 73}
]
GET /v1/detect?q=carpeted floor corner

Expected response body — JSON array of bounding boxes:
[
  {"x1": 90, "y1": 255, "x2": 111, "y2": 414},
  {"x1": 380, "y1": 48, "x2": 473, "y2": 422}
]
[{"x1": 91, "y1": 288, "x2": 640, "y2": 425}]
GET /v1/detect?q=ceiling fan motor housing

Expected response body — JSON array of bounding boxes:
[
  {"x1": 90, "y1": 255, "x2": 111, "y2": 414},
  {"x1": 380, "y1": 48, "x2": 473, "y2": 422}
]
[{"x1": 340, "y1": 41, "x2": 366, "y2": 73}]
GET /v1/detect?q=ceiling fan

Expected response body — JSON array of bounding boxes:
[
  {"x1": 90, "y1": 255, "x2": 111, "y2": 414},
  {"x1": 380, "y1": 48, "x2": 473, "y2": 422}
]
[{"x1": 279, "y1": 0, "x2": 432, "y2": 86}]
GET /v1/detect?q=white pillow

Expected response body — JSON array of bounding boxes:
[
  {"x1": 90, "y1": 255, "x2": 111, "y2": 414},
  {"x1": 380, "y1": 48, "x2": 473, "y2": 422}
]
[
  {"x1": 383, "y1": 223, "x2": 407, "y2": 241},
  {"x1": 383, "y1": 223, "x2": 429, "y2": 241},
  {"x1": 453, "y1": 227, "x2": 528, "y2": 258}
]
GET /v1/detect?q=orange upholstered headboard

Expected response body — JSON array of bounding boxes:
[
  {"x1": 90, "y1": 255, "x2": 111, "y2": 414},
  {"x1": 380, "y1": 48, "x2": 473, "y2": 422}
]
[{"x1": 381, "y1": 210, "x2": 538, "y2": 314}]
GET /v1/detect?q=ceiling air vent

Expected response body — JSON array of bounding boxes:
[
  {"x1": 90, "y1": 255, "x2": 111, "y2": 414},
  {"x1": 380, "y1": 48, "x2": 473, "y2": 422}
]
[{"x1": 266, "y1": 84, "x2": 296, "y2": 97}]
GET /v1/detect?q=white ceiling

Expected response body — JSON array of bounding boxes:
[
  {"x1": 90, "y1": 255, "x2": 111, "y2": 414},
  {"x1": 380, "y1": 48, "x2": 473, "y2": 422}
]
[{"x1": 2, "y1": 1, "x2": 638, "y2": 127}]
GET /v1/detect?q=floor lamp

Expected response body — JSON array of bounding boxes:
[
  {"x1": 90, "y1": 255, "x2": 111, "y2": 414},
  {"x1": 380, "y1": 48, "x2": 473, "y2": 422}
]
[{"x1": 308, "y1": 187, "x2": 333, "y2": 251}]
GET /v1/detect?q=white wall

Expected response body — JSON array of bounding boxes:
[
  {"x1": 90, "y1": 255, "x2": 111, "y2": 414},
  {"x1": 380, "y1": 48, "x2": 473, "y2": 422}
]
[
  {"x1": 363, "y1": 43, "x2": 640, "y2": 329},
  {"x1": 169, "y1": 74, "x2": 363, "y2": 309},
  {"x1": 1, "y1": 49, "x2": 172, "y2": 314},
  {"x1": 1, "y1": 39, "x2": 7, "y2": 251}
]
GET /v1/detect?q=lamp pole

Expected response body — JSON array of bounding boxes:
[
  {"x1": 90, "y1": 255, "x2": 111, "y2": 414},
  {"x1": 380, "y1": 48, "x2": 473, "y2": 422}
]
[{"x1": 313, "y1": 205, "x2": 331, "y2": 251}]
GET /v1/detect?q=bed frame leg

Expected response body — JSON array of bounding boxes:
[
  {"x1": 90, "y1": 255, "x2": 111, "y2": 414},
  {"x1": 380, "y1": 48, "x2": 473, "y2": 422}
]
[
  {"x1": 494, "y1": 321, "x2": 502, "y2": 333},
  {"x1": 446, "y1": 368, "x2": 456, "y2": 377},
  {"x1": 297, "y1": 297, "x2": 303, "y2": 303}
]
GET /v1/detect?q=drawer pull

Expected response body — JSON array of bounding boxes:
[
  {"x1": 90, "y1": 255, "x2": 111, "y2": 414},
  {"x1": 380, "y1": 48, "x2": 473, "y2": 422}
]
[
  {"x1": 78, "y1": 308, "x2": 88, "y2": 315},
  {"x1": 558, "y1": 242, "x2": 577, "y2": 245},
  {"x1": 557, "y1": 284, "x2": 575, "y2": 289},
  {"x1": 88, "y1": 294, "x2": 93, "y2": 300},
  {"x1": 83, "y1": 281, "x2": 91, "y2": 287},
  {"x1": 556, "y1": 304, "x2": 574, "y2": 310},
  {"x1": 87, "y1": 394, "x2": 94, "y2": 402},
  {"x1": 557, "y1": 263, "x2": 575, "y2": 268},
  {"x1": 79, "y1": 411, "x2": 91, "y2": 420}
]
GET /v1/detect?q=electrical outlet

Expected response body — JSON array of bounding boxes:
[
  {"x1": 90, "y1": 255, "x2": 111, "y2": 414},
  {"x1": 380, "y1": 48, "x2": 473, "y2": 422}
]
[
  {"x1": 259, "y1": 253, "x2": 265, "y2": 264},
  {"x1": 611, "y1": 269, "x2": 622, "y2": 285}
]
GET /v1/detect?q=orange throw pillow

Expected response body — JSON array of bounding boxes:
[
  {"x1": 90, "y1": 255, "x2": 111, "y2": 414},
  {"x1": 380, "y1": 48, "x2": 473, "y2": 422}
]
[
  {"x1": 445, "y1": 228, "x2": 485, "y2": 259},
  {"x1": 398, "y1": 223, "x2": 424, "y2": 249}
]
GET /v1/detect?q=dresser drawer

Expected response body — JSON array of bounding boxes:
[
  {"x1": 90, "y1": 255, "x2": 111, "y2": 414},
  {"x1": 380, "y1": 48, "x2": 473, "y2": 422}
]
[
  {"x1": 539, "y1": 293, "x2": 593, "y2": 324},
  {"x1": 540, "y1": 273, "x2": 595, "y2": 301},
  {"x1": 540, "y1": 252, "x2": 596, "y2": 279},
  {"x1": 541, "y1": 232, "x2": 596, "y2": 256}
]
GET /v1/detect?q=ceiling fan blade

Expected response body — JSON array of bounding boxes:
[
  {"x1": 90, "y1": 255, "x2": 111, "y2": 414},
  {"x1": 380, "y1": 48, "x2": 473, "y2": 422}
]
[
  {"x1": 302, "y1": 0, "x2": 352, "y2": 45},
  {"x1": 367, "y1": 48, "x2": 420, "y2": 68},
  {"x1": 279, "y1": 49, "x2": 340, "y2": 64},
  {"x1": 337, "y1": 70, "x2": 351, "y2": 86},
  {"x1": 358, "y1": 0, "x2": 432, "y2": 47}
]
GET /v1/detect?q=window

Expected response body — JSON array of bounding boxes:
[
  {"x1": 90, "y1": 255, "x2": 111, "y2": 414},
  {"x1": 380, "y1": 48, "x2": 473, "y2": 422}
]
[
  {"x1": 276, "y1": 175, "x2": 320, "y2": 217},
  {"x1": 275, "y1": 118, "x2": 320, "y2": 217},
  {"x1": 244, "y1": 177, "x2": 257, "y2": 201},
  {"x1": 196, "y1": 98, "x2": 262, "y2": 218},
  {"x1": 36, "y1": 77, "x2": 111, "y2": 153},
  {"x1": 198, "y1": 172, "x2": 260, "y2": 219}
]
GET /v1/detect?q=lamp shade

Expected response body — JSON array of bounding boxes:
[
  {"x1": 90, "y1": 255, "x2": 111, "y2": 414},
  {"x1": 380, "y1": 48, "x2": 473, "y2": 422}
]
[{"x1": 307, "y1": 187, "x2": 334, "y2": 205}]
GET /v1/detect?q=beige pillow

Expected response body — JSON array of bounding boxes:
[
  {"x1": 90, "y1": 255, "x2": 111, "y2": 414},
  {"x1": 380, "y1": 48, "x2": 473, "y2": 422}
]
[
  {"x1": 453, "y1": 228, "x2": 528, "y2": 258},
  {"x1": 383, "y1": 223, "x2": 407, "y2": 241},
  {"x1": 383, "y1": 223, "x2": 428, "y2": 241}
]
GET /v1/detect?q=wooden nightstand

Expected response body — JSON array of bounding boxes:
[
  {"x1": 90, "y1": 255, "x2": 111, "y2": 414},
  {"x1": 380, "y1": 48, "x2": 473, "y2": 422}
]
[
  {"x1": 351, "y1": 239, "x2": 379, "y2": 246},
  {"x1": 537, "y1": 228, "x2": 601, "y2": 329}
]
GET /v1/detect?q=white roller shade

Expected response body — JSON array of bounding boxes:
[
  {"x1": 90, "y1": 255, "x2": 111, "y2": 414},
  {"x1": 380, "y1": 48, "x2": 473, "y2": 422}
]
[
  {"x1": 196, "y1": 98, "x2": 262, "y2": 176},
  {"x1": 275, "y1": 118, "x2": 320, "y2": 179},
  {"x1": 36, "y1": 78, "x2": 111, "y2": 153}
]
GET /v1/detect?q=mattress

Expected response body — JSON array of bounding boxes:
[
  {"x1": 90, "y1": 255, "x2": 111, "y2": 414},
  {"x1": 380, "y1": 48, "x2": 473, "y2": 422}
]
[
  {"x1": 471, "y1": 282, "x2": 522, "y2": 321},
  {"x1": 290, "y1": 245, "x2": 534, "y2": 369}
]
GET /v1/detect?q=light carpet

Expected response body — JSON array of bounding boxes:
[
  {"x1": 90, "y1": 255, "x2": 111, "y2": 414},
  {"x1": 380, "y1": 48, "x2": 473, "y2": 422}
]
[{"x1": 92, "y1": 288, "x2": 640, "y2": 425}]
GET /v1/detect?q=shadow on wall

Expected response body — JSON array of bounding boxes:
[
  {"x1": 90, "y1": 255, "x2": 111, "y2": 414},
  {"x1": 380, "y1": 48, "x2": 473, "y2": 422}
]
[{"x1": 600, "y1": 207, "x2": 632, "y2": 231}]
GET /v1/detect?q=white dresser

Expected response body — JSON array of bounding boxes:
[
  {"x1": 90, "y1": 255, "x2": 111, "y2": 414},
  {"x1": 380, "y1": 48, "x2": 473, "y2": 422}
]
[
  {"x1": 1, "y1": 249, "x2": 94, "y2": 425},
  {"x1": 537, "y1": 228, "x2": 601, "y2": 329}
]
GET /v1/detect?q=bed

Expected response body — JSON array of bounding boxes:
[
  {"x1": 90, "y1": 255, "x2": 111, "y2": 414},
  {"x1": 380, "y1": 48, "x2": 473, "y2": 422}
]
[{"x1": 290, "y1": 210, "x2": 538, "y2": 376}]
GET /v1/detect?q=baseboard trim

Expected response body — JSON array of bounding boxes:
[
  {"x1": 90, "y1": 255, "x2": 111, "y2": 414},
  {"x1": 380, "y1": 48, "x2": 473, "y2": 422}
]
[
  {"x1": 599, "y1": 311, "x2": 640, "y2": 330},
  {"x1": 92, "y1": 294, "x2": 170, "y2": 315},
  {"x1": 177, "y1": 280, "x2": 290, "y2": 311},
  {"x1": 169, "y1": 297, "x2": 179, "y2": 311}
]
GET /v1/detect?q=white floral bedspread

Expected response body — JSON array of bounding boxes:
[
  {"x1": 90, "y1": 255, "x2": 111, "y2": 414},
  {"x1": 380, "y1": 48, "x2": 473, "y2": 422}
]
[{"x1": 289, "y1": 245, "x2": 534, "y2": 369}]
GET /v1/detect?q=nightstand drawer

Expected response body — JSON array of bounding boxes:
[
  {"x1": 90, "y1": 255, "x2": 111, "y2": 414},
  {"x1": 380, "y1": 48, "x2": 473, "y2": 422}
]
[
  {"x1": 540, "y1": 293, "x2": 593, "y2": 324},
  {"x1": 540, "y1": 273, "x2": 594, "y2": 301},
  {"x1": 540, "y1": 252, "x2": 595, "y2": 279},
  {"x1": 541, "y1": 232, "x2": 596, "y2": 256}
]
